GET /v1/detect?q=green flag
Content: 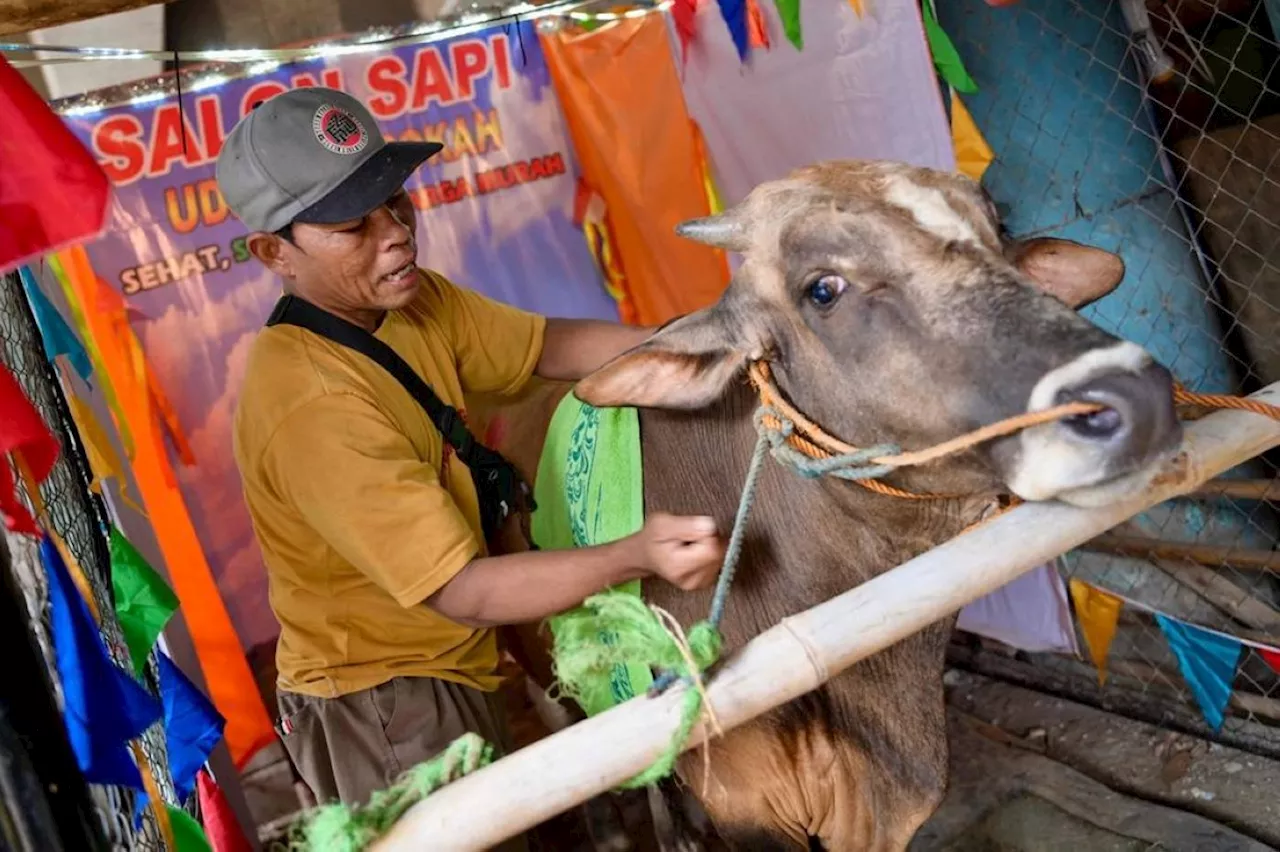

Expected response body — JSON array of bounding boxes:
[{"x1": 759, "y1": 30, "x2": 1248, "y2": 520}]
[
  {"x1": 167, "y1": 806, "x2": 213, "y2": 852},
  {"x1": 773, "y1": 0, "x2": 802, "y2": 51},
  {"x1": 921, "y1": 0, "x2": 978, "y2": 94},
  {"x1": 110, "y1": 527, "x2": 179, "y2": 673}
]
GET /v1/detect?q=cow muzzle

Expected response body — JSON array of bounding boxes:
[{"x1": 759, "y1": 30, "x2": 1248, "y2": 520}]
[{"x1": 1002, "y1": 341, "x2": 1183, "y2": 507}]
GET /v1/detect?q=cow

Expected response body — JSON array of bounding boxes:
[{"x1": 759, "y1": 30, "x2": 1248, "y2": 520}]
[{"x1": 475, "y1": 159, "x2": 1183, "y2": 851}]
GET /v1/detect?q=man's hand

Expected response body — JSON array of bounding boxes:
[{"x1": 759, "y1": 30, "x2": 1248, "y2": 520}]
[
  {"x1": 634, "y1": 513, "x2": 724, "y2": 591},
  {"x1": 426, "y1": 511, "x2": 725, "y2": 627}
]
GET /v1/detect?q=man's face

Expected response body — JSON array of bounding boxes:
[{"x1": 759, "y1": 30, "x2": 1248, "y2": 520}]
[{"x1": 251, "y1": 187, "x2": 420, "y2": 316}]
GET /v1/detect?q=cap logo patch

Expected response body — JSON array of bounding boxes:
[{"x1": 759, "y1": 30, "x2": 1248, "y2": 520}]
[{"x1": 312, "y1": 104, "x2": 368, "y2": 155}]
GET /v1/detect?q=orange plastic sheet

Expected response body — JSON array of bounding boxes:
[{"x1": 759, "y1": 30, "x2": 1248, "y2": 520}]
[
  {"x1": 53, "y1": 244, "x2": 274, "y2": 767},
  {"x1": 541, "y1": 16, "x2": 731, "y2": 326}
]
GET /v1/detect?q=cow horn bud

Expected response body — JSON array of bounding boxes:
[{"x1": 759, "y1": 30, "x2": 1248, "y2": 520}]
[{"x1": 675, "y1": 214, "x2": 748, "y2": 251}]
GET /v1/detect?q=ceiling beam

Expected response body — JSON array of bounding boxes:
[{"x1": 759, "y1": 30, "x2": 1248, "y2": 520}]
[{"x1": 0, "y1": 0, "x2": 171, "y2": 37}]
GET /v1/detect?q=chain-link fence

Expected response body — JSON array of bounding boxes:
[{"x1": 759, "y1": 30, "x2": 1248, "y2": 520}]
[
  {"x1": 937, "y1": 0, "x2": 1280, "y2": 757},
  {"x1": 0, "y1": 271, "x2": 180, "y2": 850}
]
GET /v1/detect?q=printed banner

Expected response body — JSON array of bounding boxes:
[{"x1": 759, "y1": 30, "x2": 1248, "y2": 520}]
[{"x1": 60, "y1": 21, "x2": 618, "y2": 655}]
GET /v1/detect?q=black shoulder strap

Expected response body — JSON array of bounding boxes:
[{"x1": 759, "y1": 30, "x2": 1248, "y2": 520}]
[{"x1": 266, "y1": 294, "x2": 484, "y2": 466}]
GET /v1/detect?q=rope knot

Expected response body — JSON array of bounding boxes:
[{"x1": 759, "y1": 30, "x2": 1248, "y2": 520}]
[
  {"x1": 686, "y1": 620, "x2": 723, "y2": 670},
  {"x1": 754, "y1": 405, "x2": 902, "y2": 481}
]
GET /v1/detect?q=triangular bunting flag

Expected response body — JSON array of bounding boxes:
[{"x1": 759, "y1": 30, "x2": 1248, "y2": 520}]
[
  {"x1": 951, "y1": 89, "x2": 994, "y2": 181},
  {"x1": 672, "y1": 0, "x2": 699, "y2": 64},
  {"x1": 1260, "y1": 647, "x2": 1280, "y2": 674},
  {"x1": 921, "y1": 0, "x2": 978, "y2": 94},
  {"x1": 716, "y1": 0, "x2": 751, "y2": 61},
  {"x1": 1068, "y1": 579, "x2": 1122, "y2": 685},
  {"x1": 43, "y1": 536, "x2": 162, "y2": 789},
  {"x1": 64, "y1": 390, "x2": 144, "y2": 515},
  {"x1": 111, "y1": 528, "x2": 180, "y2": 674},
  {"x1": 773, "y1": 0, "x2": 802, "y2": 50},
  {"x1": 197, "y1": 770, "x2": 254, "y2": 852},
  {"x1": 18, "y1": 266, "x2": 93, "y2": 383},
  {"x1": 167, "y1": 805, "x2": 214, "y2": 852},
  {"x1": 0, "y1": 362, "x2": 58, "y2": 536},
  {"x1": 1156, "y1": 613, "x2": 1242, "y2": 731},
  {"x1": 0, "y1": 57, "x2": 110, "y2": 275},
  {"x1": 0, "y1": 363, "x2": 58, "y2": 483},
  {"x1": 157, "y1": 652, "x2": 226, "y2": 804},
  {"x1": 746, "y1": 0, "x2": 770, "y2": 49}
]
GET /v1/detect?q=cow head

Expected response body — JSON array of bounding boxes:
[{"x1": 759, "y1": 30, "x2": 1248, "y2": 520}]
[{"x1": 575, "y1": 161, "x2": 1182, "y2": 508}]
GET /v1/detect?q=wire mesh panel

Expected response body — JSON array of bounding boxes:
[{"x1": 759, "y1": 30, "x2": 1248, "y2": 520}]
[
  {"x1": 938, "y1": 0, "x2": 1280, "y2": 755},
  {"x1": 0, "y1": 272, "x2": 178, "y2": 850}
]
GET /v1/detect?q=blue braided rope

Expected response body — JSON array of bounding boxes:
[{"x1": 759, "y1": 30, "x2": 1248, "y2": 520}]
[{"x1": 754, "y1": 406, "x2": 901, "y2": 481}]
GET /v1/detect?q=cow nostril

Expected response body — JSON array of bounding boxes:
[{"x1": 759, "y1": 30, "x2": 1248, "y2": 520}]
[
  {"x1": 1060, "y1": 405, "x2": 1124, "y2": 439},
  {"x1": 1053, "y1": 383, "x2": 1133, "y2": 443}
]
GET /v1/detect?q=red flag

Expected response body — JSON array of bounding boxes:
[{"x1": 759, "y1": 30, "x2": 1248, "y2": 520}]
[
  {"x1": 0, "y1": 362, "x2": 59, "y2": 536},
  {"x1": 195, "y1": 770, "x2": 253, "y2": 852},
  {"x1": 1260, "y1": 647, "x2": 1280, "y2": 673},
  {"x1": 672, "y1": 0, "x2": 698, "y2": 64},
  {"x1": 0, "y1": 57, "x2": 111, "y2": 276}
]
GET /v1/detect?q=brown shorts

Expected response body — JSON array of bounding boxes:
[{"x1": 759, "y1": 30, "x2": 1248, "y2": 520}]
[{"x1": 278, "y1": 676, "x2": 527, "y2": 850}]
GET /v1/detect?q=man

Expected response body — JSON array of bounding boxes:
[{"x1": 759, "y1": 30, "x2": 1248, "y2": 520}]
[{"x1": 216, "y1": 87, "x2": 724, "y2": 815}]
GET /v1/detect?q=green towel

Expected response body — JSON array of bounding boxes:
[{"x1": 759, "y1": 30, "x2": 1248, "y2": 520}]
[{"x1": 533, "y1": 392, "x2": 653, "y2": 716}]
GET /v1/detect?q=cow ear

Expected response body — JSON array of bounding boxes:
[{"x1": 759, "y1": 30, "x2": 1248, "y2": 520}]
[
  {"x1": 575, "y1": 308, "x2": 752, "y2": 410},
  {"x1": 1010, "y1": 238, "x2": 1125, "y2": 309}
]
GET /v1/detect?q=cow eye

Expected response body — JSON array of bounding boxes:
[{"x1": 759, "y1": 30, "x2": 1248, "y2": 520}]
[{"x1": 806, "y1": 274, "x2": 849, "y2": 308}]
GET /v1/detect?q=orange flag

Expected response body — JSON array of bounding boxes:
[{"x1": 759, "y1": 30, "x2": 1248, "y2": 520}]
[
  {"x1": 541, "y1": 15, "x2": 731, "y2": 326},
  {"x1": 951, "y1": 90, "x2": 994, "y2": 182},
  {"x1": 746, "y1": 0, "x2": 770, "y2": 49},
  {"x1": 1069, "y1": 579, "x2": 1123, "y2": 685}
]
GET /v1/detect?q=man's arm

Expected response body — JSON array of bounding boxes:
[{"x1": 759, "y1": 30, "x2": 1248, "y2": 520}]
[
  {"x1": 535, "y1": 318, "x2": 655, "y2": 383},
  {"x1": 267, "y1": 397, "x2": 724, "y2": 626},
  {"x1": 426, "y1": 514, "x2": 720, "y2": 627}
]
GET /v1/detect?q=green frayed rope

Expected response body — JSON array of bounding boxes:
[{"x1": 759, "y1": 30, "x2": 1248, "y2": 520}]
[
  {"x1": 548, "y1": 404, "x2": 896, "y2": 788},
  {"x1": 550, "y1": 592, "x2": 723, "y2": 787},
  {"x1": 287, "y1": 732, "x2": 494, "y2": 852}
]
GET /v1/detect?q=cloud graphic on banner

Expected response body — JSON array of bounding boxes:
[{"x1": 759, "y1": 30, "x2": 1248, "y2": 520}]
[{"x1": 138, "y1": 269, "x2": 279, "y2": 393}]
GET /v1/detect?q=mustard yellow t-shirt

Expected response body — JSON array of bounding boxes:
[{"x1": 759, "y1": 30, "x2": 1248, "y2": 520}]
[{"x1": 233, "y1": 270, "x2": 546, "y2": 699}]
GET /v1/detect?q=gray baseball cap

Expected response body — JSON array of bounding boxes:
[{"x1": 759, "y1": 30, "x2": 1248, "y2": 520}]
[{"x1": 215, "y1": 86, "x2": 442, "y2": 234}]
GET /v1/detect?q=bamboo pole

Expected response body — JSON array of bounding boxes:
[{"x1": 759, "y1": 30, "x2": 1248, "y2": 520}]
[
  {"x1": 1085, "y1": 533, "x2": 1280, "y2": 572},
  {"x1": 1192, "y1": 478, "x2": 1280, "y2": 501},
  {"x1": 373, "y1": 381, "x2": 1280, "y2": 852}
]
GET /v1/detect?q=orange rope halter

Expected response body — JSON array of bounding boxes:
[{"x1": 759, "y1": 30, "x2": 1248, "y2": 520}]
[{"x1": 746, "y1": 361, "x2": 1280, "y2": 503}]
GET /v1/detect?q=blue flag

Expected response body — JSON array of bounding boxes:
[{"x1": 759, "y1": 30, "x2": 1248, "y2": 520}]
[
  {"x1": 716, "y1": 0, "x2": 750, "y2": 61},
  {"x1": 157, "y1": 652, "x2": 225, "y2": 804},
  {"x1": 1156, "y1": 613, "x2": 1242, "y2": 731},
  {"x1": 43, "y1": 536, "x2": 161, "y2": 789},
  {"x1": 18, "y1": 266, "x2": 92, "y2": 383}
]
